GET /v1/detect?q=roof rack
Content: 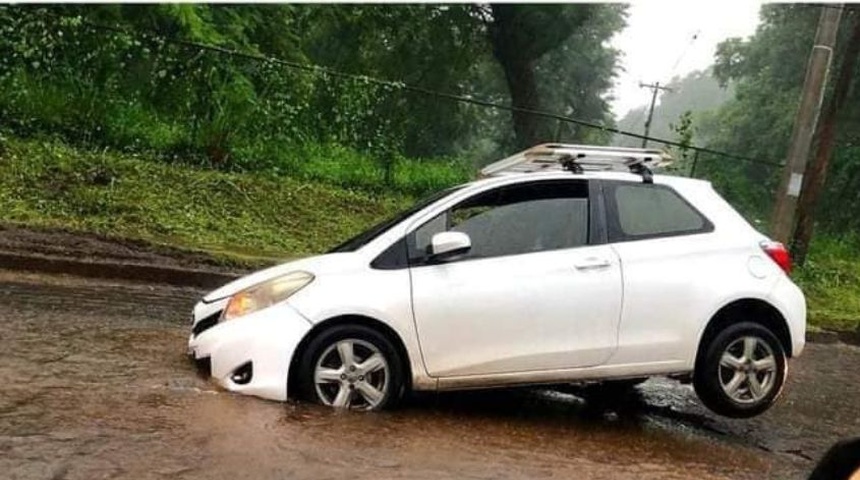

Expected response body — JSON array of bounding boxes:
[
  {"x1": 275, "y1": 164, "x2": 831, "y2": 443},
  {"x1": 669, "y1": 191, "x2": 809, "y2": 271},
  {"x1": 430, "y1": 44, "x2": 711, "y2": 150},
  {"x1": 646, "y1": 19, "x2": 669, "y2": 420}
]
[{"x1": 479, "y1": 143, "x2": 672, "y2": 184}]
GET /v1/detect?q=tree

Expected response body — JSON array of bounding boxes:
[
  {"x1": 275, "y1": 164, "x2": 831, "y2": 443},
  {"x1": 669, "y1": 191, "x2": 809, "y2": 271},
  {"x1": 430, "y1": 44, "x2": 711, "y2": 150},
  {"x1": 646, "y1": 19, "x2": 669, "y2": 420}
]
[
  {"x1": 0, "y1": 4, "x2": 626, "y2": 171},
  {"x1": 296, "y1": 5, "x2": 490, "y2": 157},
  {"x1": 479, "y1": 4, "x2": 620, "y2": 148},
  {"x1": 701, "y1": 4, "x2": 860, "y2": 235},
  {"x1": 669, "y1": 110, "x2": 695, "y2": 174},
  {"x1": 535, "y1": 4, "x2": 626, "y2": 145}
]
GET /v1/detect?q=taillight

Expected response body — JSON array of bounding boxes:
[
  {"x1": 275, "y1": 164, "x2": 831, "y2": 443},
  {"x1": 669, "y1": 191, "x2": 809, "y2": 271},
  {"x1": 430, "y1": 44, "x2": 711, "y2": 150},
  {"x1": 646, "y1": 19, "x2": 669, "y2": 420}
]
[{"x1": 761, "y1": 241, "x2": 792, "y2": 275}]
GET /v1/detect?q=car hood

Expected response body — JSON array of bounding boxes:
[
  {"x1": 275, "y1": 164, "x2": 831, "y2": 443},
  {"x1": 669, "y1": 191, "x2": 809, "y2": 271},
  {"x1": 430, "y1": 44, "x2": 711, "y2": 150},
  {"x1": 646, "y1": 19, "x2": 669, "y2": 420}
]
[{"x1": 203, "y1": 252, "x2": 360, "y2": 303}]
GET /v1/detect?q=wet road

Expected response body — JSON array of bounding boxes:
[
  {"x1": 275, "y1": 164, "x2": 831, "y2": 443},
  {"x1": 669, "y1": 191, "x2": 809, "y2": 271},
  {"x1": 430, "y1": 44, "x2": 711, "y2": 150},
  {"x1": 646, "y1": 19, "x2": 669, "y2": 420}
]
[{"x1": 1, "y1": 270, "x2": 857, "y2": 480}]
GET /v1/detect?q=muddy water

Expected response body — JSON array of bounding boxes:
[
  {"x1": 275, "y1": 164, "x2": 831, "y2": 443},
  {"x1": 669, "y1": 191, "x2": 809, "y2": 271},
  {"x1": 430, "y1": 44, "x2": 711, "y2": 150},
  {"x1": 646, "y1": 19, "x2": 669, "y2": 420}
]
[{"x1": 0, "y1": 271, "x2": 856, "y2": 479}]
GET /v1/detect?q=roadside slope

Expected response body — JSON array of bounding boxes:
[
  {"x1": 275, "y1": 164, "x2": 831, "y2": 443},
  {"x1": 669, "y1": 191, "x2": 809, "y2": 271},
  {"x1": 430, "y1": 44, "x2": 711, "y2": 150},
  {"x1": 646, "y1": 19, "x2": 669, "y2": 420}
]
[{"x1": 0, "y1": 136, "x2": 410, "y2": 259}]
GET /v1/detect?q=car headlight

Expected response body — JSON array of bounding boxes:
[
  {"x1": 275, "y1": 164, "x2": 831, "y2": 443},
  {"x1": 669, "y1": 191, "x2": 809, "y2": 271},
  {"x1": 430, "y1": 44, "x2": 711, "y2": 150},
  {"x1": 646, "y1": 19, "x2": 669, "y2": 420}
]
[{"x1": 221, "y1": 271, "x2": 314, "y2": 322}]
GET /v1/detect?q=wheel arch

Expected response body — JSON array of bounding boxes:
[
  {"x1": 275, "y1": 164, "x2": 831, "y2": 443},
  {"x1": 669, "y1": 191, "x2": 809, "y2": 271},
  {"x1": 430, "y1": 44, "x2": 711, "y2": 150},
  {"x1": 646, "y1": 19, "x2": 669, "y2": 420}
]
[
  {"x1": 695, "y1": 298, "x2": 794, "y2": 369},
  {"x1": 287, "y1": 314, "x2": 413, "y2": 398}
]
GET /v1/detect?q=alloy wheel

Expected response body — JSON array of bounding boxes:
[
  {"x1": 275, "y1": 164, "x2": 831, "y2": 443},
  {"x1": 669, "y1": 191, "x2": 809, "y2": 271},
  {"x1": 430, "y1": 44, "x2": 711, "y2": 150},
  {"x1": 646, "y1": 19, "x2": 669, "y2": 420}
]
[
  {"x1": 718, "y1": 335, "x2": 778, "y2": 404},
  {"x1": 313, "y1": 338, "x2": 389, "y2": 410}
]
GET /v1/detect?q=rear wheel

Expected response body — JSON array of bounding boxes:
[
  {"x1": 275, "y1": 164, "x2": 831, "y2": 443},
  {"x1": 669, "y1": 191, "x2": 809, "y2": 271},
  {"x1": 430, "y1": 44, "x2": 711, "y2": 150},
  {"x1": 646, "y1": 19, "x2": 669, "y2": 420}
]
[
  {"x1": 298, "y1": 324, "x2": 405, "y2": 411},
  {"x1": 694, "y1": 322, "x2": 787, "y2": 418}
]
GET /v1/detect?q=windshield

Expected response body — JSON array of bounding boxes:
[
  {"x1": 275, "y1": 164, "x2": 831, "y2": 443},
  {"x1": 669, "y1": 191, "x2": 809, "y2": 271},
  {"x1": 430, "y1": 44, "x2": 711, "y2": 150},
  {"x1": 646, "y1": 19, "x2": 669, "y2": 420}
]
[{"x1": 328, "y1": 186, "x2": 464, "y2": 253}]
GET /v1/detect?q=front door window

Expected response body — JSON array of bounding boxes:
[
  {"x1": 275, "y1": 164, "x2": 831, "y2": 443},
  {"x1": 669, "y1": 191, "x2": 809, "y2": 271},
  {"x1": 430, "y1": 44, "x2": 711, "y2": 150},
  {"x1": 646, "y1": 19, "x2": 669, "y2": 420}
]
[{"x1": 409, "y1": 180, "x2": 589, "y2": 263}]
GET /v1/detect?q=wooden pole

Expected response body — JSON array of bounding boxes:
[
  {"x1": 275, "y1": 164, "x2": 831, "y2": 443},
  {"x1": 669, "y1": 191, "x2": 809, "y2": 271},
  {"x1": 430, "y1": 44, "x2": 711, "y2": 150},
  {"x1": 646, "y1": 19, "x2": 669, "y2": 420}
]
[
  {"x1": 639, "y1": 82, "x2": 672, "y2": 148},
  {"x1": 792, "y1": 8, "x2": 860, "y2": 265},
  {"x1": 770, "y1": 5, "x2": 843, "y2": 243}
]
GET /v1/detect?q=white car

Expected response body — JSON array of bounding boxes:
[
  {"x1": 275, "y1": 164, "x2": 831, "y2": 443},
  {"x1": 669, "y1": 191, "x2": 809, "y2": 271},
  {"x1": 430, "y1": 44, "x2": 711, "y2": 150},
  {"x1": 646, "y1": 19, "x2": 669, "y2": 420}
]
[{"x1": 188, "y1": 144, "x2": 805, "y2": 418}]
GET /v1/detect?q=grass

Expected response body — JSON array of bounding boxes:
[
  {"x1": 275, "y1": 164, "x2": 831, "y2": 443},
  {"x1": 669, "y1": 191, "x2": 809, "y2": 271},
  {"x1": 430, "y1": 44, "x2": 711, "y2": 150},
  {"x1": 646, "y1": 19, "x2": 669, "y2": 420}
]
[
  {"x1": 231, "y1": 141, "x2": 473, "y2": 197},
  {"x1": 0, "y1": 133, "x2": 857, "y2": 332},
  {"x1": 0, "y1": 75, "x2": 473, "y2": 198},
  {"x1": 0, "y1": 135, "x2": 414, "y2": 259},
  {"x1": 794, "y1": 236, "x2": 860, "y2": 333}
]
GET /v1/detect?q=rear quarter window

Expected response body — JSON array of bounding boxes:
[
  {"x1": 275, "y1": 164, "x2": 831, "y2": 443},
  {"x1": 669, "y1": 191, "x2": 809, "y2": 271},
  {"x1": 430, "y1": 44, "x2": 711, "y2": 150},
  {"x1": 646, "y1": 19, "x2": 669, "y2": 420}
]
[{"x1": 605, "y1": 182, "x2": 713, "y2": 241}]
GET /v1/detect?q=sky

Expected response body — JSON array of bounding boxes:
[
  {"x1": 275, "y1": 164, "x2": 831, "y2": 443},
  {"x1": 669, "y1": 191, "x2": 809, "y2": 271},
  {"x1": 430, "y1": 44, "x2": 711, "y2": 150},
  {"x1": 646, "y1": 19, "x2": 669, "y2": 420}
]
[{"x1": 610, "y1": 0, "x2": 764, "y2": 118}]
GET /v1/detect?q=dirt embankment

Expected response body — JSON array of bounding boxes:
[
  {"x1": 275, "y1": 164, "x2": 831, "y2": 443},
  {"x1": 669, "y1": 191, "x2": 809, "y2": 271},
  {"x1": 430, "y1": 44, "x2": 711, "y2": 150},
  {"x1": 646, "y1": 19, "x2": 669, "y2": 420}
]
[{"x1": 0, "y1": 224, "x2": 262, "y2": 273}]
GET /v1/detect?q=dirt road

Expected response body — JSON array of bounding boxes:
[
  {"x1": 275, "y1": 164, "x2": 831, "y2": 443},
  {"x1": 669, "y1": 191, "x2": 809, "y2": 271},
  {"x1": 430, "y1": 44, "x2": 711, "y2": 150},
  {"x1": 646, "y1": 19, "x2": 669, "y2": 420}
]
[{"x1": 1, "y1": 270, "x2": 857, "y2": 479}]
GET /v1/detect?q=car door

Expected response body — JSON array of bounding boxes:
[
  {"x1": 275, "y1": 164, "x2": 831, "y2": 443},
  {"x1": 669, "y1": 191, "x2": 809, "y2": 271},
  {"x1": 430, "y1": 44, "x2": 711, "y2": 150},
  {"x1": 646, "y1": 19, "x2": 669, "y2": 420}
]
[{"x1": 408, "y1": 179, "x2": 622, "y2": 378}]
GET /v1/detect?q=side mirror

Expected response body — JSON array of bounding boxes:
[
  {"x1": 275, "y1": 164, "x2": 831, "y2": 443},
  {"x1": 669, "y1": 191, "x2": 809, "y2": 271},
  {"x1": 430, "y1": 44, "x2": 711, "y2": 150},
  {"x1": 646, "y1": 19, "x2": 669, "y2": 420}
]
[{"x1": 428, "y1": 231, "x2": 471, "y2": 262}]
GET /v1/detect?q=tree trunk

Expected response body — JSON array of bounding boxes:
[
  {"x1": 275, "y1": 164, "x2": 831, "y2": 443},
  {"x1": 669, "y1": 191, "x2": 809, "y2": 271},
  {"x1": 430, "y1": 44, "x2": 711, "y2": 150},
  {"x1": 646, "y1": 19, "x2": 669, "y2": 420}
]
[
  {"x1": 497, "y1": 53, "x2": 542, "y2": 148},
  {"x1": 792, "y1": 12, "x2": 860, "y2": 265},
  {"x1": 489, "y1": 5, "x2": 544, "y2": 149}
]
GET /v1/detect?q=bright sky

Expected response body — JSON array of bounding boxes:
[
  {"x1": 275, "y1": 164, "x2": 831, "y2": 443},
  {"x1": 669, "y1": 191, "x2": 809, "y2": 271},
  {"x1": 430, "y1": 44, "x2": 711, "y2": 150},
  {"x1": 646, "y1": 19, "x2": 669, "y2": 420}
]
[{"x1": 610, "y1": 0, "x2": 764, "y2": 118}]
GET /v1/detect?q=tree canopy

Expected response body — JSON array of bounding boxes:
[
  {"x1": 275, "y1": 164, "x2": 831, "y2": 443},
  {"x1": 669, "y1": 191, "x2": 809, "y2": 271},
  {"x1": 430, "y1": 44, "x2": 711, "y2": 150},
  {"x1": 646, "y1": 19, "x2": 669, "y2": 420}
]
[
  {"x1": 0, "y1": 4, "x2": 627, "y2": 175},
  {"x1": 699, "y1": 5, "x2": 860, "y2": 232}
]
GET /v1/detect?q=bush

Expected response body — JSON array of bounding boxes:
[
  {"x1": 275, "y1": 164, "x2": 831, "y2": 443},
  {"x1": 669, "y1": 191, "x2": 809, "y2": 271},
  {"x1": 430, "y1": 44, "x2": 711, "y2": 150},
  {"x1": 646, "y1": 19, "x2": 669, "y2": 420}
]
[
  {"x1": 0, "y1": 7, "x2": 477, "y2": 195},
  {"x1": 794, "y1": 235, "x2": 860, "y2": 332}
]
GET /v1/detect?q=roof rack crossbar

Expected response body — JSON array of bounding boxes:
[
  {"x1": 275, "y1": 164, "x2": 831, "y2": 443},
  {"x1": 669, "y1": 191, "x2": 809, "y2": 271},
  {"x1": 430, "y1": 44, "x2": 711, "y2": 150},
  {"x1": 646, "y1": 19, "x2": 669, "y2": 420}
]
[{"x1": 480, "y1": 143, "x2": 672, "y2": 183}]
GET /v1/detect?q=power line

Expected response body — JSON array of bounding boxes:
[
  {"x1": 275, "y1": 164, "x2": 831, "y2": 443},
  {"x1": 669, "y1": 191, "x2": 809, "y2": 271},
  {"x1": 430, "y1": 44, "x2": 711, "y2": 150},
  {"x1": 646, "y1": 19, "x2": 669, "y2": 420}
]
[
  {"x1": 666, "y1": 29, "x2": 700, "y2": 81},
  {"x1": 37, "y1": 11, "x2": 783, "y2": 168}
]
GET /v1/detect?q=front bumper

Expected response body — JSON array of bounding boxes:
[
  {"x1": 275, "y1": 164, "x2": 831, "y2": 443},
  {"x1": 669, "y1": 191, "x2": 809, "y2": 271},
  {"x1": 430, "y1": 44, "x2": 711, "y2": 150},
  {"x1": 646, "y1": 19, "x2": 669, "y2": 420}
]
[{"x1": 188, "y1": 301, "x2": 313, "y2": 401}]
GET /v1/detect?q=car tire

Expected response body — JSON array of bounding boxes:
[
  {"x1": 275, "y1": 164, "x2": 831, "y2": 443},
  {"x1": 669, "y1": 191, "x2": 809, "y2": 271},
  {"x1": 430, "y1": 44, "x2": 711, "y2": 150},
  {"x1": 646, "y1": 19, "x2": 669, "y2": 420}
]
[
  {"x1": 297, "y1": 324, "x2": 405, "y2": 411},
  {"x1": 694, "y1": 321, "x2": 787, "y2": 418}
]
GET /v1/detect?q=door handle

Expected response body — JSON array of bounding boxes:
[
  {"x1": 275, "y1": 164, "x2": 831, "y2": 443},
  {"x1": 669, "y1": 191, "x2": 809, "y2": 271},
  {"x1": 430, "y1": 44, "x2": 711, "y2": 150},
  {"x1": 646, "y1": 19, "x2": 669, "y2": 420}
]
[{"x1": 574, "y1": 257, "x2": 611, "y2": 270}]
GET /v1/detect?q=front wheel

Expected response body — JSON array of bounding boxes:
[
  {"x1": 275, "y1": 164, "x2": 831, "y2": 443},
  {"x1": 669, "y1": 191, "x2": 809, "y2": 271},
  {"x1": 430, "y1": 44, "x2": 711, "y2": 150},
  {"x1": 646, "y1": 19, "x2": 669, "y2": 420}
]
[
  {"x1": 298, "y1": 324, "x2": 405, "y2": 411},
  {"x1": 694, "y1": 322, "x2": 787, "y2": 418}
]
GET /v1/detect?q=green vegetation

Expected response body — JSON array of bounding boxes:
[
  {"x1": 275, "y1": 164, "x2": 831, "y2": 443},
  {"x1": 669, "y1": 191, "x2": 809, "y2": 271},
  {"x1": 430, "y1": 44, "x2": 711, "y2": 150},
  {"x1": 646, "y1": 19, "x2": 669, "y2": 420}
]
[
  {"x1": 1, "y1": 133, "x2": 857, "y2": 332},
  {"x1": 794, "y1": 236, "x2": 860, "y2": 332},
  {"x1": 0, "y1": 5, "x2": 857, "y2": 333},
  {"x1": 0, "y1": 4, "x2": 626, "y2": 182},
  {"x1": 0, "y1": 135, "x2": 414, "y2": 258},
  {"x1": 701, "y1": 5, "x2": 860, "y2": 233}
]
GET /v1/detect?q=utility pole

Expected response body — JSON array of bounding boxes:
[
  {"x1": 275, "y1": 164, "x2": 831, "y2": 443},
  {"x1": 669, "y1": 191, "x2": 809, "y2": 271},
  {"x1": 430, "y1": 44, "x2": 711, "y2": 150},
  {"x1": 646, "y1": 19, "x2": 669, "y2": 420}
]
[
  {"x1": 639, "y1": 81, "x2": 672, "y2": 148},
  {"x1": 793, "y1": 7, "x2": 860, "y2": 265},
  {"x1": 770, "y1": 4, "x2": 843, "y2": 244}
]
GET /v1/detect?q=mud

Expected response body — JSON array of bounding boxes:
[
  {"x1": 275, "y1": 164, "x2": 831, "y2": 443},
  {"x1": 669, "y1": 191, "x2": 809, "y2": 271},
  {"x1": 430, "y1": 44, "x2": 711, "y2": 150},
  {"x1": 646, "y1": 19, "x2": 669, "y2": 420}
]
[
  {"x1": 1, "y1": 270, "x2": 857, "y2": 479},
  {"x1": 0, "y1": 224, "x2": 259, "y2": 272}
]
